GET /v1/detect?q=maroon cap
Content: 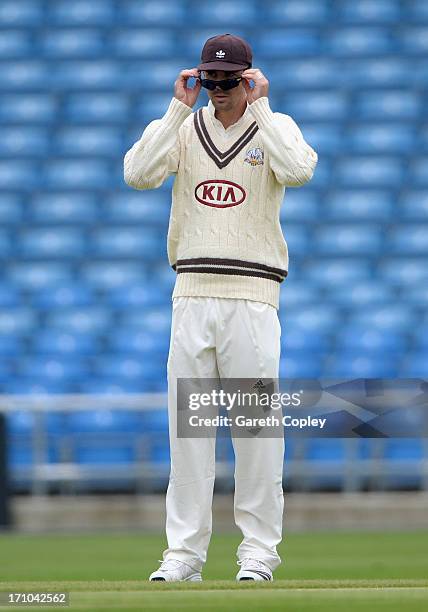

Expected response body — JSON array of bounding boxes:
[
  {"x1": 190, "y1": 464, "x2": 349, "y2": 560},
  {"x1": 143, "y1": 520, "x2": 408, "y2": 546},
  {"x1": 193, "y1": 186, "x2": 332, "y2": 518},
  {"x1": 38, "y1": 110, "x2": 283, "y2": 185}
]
[{"x1": 197, "y1": 34, "x2": 252, "y2": 72}]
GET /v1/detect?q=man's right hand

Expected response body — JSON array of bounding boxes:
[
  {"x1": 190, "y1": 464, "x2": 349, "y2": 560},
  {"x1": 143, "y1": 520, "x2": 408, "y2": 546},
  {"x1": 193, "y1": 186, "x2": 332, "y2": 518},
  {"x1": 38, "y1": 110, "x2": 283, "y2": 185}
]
[{"x1": 174, "y1": 68, "x2": 202, "y2": 108}]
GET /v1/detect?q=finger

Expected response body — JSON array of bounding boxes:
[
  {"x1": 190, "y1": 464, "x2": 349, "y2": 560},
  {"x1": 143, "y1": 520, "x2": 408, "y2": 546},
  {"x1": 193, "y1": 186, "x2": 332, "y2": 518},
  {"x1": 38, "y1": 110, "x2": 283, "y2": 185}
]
[{"x1": 242, "y1": 78, "x2": 252, "y2": 94}]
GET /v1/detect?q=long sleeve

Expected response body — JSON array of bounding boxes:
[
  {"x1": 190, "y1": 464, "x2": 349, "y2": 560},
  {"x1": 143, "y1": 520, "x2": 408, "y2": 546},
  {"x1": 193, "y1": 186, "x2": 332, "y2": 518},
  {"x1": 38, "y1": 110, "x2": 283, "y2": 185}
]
[
  {"x1": 124, "y1": 96, "x2": 193, "y2": 190},
  {"x1": 248, "y1": 96, "x2": 318, "y2": 187}
]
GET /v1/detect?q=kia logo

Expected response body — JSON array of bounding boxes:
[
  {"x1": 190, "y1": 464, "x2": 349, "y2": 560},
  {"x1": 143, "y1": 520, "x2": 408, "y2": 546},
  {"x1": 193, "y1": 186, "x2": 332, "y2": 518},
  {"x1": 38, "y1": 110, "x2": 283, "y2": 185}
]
[{"x1": 194, "y1": 180, "x2": 246, "y2": 208}]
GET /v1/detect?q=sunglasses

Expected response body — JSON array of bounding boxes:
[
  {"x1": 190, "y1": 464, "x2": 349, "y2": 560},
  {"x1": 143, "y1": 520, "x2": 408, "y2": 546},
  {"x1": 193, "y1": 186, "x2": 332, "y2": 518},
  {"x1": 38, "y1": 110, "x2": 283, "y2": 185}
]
[{"x1": 198, "y1": 76, "x2": 242, "y2": 91}]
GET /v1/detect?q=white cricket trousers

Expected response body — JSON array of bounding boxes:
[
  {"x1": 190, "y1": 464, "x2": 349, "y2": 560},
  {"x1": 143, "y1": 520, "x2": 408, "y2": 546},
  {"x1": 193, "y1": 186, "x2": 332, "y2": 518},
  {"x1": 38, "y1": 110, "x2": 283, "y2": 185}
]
[{"x1": 162, "y1": 296, "x2": 284, "y2": 572}]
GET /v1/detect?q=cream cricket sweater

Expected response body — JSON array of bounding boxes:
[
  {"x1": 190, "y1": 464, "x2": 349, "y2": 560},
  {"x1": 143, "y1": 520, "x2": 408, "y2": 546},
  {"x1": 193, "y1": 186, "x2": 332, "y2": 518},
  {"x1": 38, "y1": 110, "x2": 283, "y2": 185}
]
[{"x1": 124, "y1": 95, "x2": 318, "y2": 309}]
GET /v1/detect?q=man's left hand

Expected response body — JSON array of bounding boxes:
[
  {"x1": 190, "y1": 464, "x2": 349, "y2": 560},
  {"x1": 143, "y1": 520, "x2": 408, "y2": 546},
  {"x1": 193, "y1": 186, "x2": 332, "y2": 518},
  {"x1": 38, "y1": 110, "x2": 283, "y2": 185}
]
[{"x1": 241, "y1": 68, "x2": 269, "y2": 104}]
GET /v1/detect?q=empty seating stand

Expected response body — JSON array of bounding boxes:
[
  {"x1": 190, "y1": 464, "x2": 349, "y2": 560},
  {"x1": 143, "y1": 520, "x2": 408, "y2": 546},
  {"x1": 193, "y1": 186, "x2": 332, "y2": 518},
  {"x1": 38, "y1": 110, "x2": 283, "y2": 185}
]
[{"x1": 0, "y1": 0, "x2": 427, "y2": 492}]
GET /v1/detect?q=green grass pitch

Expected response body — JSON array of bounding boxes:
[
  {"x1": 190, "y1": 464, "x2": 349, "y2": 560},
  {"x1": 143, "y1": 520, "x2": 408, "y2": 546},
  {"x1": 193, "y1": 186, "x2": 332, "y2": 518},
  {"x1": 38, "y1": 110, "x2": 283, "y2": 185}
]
[{"x1": 0, "y1": 530, "x2": 427, "y2": 610}]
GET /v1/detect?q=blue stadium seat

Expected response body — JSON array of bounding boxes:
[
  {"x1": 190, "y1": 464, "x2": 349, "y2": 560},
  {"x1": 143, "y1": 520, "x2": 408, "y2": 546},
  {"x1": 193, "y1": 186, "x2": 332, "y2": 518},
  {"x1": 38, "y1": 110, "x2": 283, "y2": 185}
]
[
  {"x1": 0, "y1": 194, "x2": 23, "y2": 224},
  {"x1": 301, "y1": 259, "x2": 372, "y2": 285},
  {"x1": 68, "y1": 409, "x2": 143, "y2": 434},
  {"x1": 48, "y1": 1, "x2": 115, "y2": 25},
  {"x1": 265, "y1": 0, "x2": 329, "y2": 24},
  {"x1": 0, "y1": 335, "x2": 23, "y2": 356},
  {"x1": 133, "y1": 95, "x2": 173, "y2": 124},
  {"x1": 92, "y1": 356, "x2": 164, "y2": 381},
  {"x1": 329, "y1": 281, "x2": 396, "y2": 306},
  {"x1": 0, "y1": 308, "x2": 36, "y2": 334},
  {"x1": 67, "y1": 409, "x2": 143, "y2": 467},
  {"x1": 409, "y1": 158, "x2": 428, "y2": 186},
  {"x1": 270, "y1": 59, "x2": 339, "y2": 89},
  {"x1": 0, "y1": 127, "x2": 49, "y2": 157},
  {"x1": 192, "y1": 1, "x2": 257, "y2": 24},
  {"x1": 0, "y1": 230, "x2": 11, "y2": 257},
  {"x1": 1, "y1": 61, "x2": 47, "y2": 89},
  {"x1": 302, "y1": 439, "x2": 347, "y2": 490},
  {"x1": 421, "y1": 125, "x2": 428, "y2": 152},
  {"x1": 119, "y1": 0, "x2": 186, "y2": 25},
  {"x1": 379, "y1": 258, "x2": 428, "y2": 285},
  {"x1": 347, "y1": 124, "x2": 416, "y2": 153},
  {"x1": 355, "y1": 91, "x2": 421, "y2": 119},
  {"x1": 18, "y1": 228, "x2": 87, "y2": 258},
  {"x1": 105, "y1": 192, "x2": 171, "y2": 225},
  {"x1": 280, "y1": 191, "x2": 320, "y2": 222},
  {"x1": 283, "y1": 92, "x2": 348, "y2": 121},
  {"x1": 113, "y1": 29, "x2": 175, "y2": 58},
  {"x1": 0, "y1": 161, "x2": 40, "y2": 190},
  {"x1": 31, "y1": 283, "x2": 95, "y2": 309},
  {"x1": 337, "y1": 326, "x2": 408, "y2": 352},
  {"x1": 2, "y1": 379, "x2": 74, "y2": 394},
  {"x1": 45, "y1": 307, "x2": 111, "y2": 333},
  {"x1": 0, "y1": 360, "x2": 15, "y2": 384},
  {"x1": 280, "y1": 305, "x2": 340, "y2": 333},
  {"x1": 65, "y1": 93, "x2": 129, "y2": 122},
  {"x1": 90, "y1": 228, "x2": 162, "y2": 259},
  {"x1": 348, "y1": 305, "x2": 416, "y2": 331},
  {"x1": 403, "y1": 285, "x2": 428, "y2": 305},
  {"x1": 327, "y1": 28, "x2": 395, "y2": 55},
  {"x1": 281, "y1": 225, "x2": 310, "y2": 256},
  {"x1": 76, "y1": 378, "x2": 160, "y2": 393},
  {"x1": 54, "y1": 127, "x2": 123, "y2": 156},
  {"x1": 108, "y1": 328, "x2": 170, "y2": 355},
  {"x1": 256, "y1": 30, "x2": 320, "y2": 56},
  {"x1": 148, "y1": 264, "x2": 177, "y2": 292},
  {"x1": 336, "y1": 0, "x2": 401, "y2": 24},
  {"x1": 340, "y1": 59, "x2": 413, "y2": 88},
  {"x1": 387, "y1": 225, "x2": 428, "y2": 254},
  {"x1": 399, "y1": 27, "x2": 428, "y2": 54},
  {"x1": 106, "y1": 284, "x2": 170, "y2": 309},
  {"x1": 279, "y1": 281, "x2": 321, "y2": 307},
  {"x1": 324, "y1": 353, "x2": 399, "y2": 377},
  {"x1": 7, "y1": 263, "x2": 72, "y2": 290},
  {"x1": 380, "y1": 439, "x2": 424, "y2": 489},
  {"x1": 0, "y1": 284, "x2": 22, "y2": 307},
  {"x1": 413, "y1": 328, "x2": 428, "y2": 348},
  {"x1": 302, "y1": 125, "x2": 342, "y2": 155},
  {"x1": 0, "y1": 30, "x2": 34, "y2": 57},
  {"x1": 0, "y1": 1, "x2": 44, "y2": 26},
  {"x1": 44, "y1": 160, "x2": 112, "y2": 189},
  {"x1": 279, "y1": 353, "x2": 324, "y2": 377},
  {"x1": 30, "y1": 193, "x2": 99, "y2": 224},
  {"x1": 281, "y1": 329, "x2": 331, "y2": 353},
  {"x1": 80, "y1": 262, "x2": 146, "y2": 289},
  {"x1": 326, "y1": 190, "x2": 393, "y2": 220},
  {"x1": 31, "y1": 330, "x2": 99, "y2": 356},
  {"x1": 315, "y1": 225, "x2": 382, "y2": 255},
  {"x1": 0, "y1": 94, "x2": 57, "y2": 123},
  {"x1": 336, "y1": 157, "x2": 404, "y2": 187},
  {"x1": 121, "y1": 60, "x2": 182, "y2": 90},
  {"x1": 119, "y1": 308, "x2": 172, "y2": 334},
  {"x1": 407, "y1": 1, "x2": 428, "y2": 23},
  {"x1": 18, "y1": 357, "x2": 88, "y2": 381},
  {"x1": 41, "y1": 30, "x2": 105, "y2": 57},
  {"x1": 52, "y1": 61, "x2": 119, "y2": 89},
  {"x1": 400, "y1": 352, "x2": 428, "y2": 376}
]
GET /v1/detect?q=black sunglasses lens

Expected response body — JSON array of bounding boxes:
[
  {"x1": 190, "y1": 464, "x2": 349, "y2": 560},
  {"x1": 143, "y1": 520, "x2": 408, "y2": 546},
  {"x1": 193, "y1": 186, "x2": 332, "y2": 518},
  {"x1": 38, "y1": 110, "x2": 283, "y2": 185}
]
[
  {"x1": 200, "y1": 78, "x2": 241, "y2": 91},
  {"x1": 200, "y1": 79, "x2": 216, "y2": 90}
]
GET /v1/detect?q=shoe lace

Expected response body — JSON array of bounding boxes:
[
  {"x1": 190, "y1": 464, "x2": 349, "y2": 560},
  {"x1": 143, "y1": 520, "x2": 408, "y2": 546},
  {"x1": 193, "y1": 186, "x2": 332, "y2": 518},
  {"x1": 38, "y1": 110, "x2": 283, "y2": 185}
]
[
  {"x1": 157, "y1": 559, "x2": 182, "y2": 572},
  {"x1": 239, "y1": 558, "x2": 271, "y2": 572}
]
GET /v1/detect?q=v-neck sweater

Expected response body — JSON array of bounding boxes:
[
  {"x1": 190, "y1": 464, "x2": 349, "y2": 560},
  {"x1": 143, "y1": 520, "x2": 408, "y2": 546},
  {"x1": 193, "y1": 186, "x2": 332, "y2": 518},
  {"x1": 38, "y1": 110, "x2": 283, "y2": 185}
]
[{"x1": 124, "y1": 95, "x2": 318, "y2": 309}]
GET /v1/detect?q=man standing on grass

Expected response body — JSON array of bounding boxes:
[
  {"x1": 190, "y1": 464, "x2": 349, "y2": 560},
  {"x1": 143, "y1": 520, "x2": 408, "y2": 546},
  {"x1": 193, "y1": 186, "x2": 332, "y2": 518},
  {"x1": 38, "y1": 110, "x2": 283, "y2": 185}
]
[{"x1": 124, "y1": 33, "x2": 317, "y2": 582}]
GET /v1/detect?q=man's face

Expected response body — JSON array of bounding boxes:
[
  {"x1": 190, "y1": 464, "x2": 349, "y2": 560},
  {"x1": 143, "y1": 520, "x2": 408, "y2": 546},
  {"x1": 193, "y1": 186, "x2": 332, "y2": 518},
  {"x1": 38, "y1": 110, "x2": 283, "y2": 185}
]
[{"x1": 201, "y1": 69, "x2": 245, "y2": 111}]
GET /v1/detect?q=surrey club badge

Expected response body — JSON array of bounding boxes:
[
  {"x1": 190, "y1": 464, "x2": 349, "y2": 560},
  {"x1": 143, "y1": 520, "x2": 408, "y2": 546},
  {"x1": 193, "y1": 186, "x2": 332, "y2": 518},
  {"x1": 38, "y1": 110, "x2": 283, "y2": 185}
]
[{"x1": 244, "y1": 147, "x2": 264, "y2": 166}]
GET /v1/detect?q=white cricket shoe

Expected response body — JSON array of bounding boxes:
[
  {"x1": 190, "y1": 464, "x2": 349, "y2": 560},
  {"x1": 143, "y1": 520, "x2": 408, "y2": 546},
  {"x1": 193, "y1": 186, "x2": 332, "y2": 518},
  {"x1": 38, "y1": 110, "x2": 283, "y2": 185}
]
[
  {"x1": 149, "y1": 559, "x2": 202, "y2": 582},
  {"x1": 236, "y1": 558, "x2": 273, "y2": 581}
]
